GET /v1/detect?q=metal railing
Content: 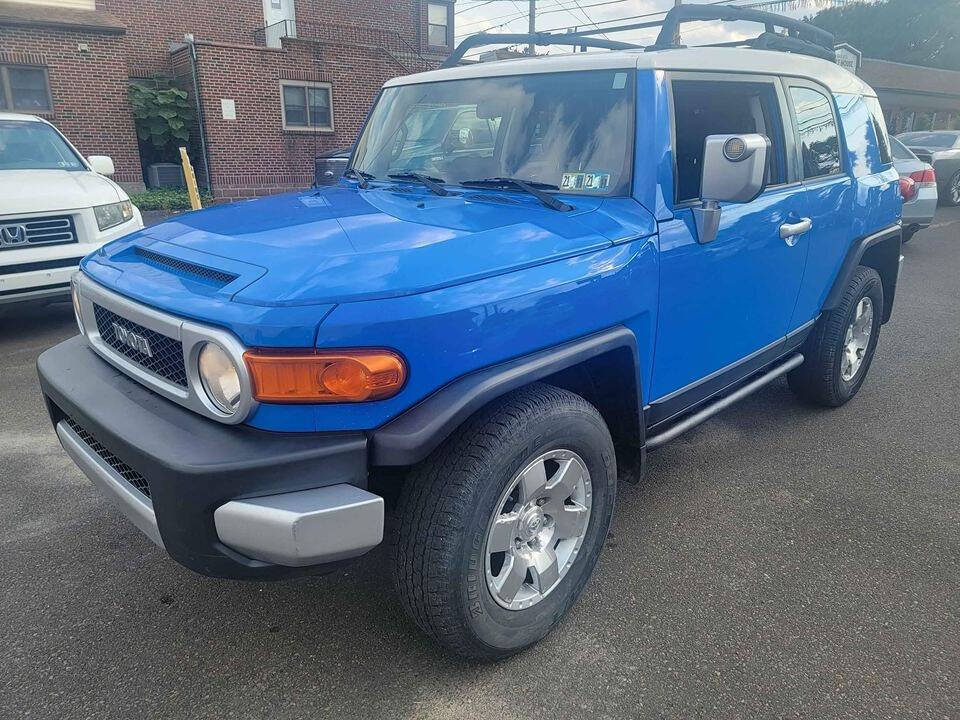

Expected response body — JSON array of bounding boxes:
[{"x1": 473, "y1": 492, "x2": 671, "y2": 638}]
[{"x1": 253, "y1": 19, "x2": 433, "y2": 73}]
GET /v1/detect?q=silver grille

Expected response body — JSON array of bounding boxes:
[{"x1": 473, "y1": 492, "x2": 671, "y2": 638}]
[
  {"x1": 74, "y1": 272, "x2": 258, "y2": 425},
  {"x1": 0, "y1": 215, "x2": 77, "y2": 250},
  {"x1": 93, "y1": 303, "x2": 188, "y2": 387}
]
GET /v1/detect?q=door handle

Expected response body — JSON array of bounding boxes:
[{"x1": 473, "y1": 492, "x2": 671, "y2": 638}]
[{"x1": 779, "y1": 217, "x2": 812, "y2": 241}]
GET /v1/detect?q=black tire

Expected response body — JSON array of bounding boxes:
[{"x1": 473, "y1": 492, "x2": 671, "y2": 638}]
[
  {"x1": 788, "y1": 265, "x2": 884, "y2": 407},
  {"x1": 390, "y1": 383, "x2": 617, "y2": 661},
  {"x1": 943, "y1": 171, "x2": 960, "y2": 207}
]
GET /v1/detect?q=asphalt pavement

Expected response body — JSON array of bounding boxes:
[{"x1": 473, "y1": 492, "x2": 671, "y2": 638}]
[{"x1": 1, "y1": 208, "x2": 958, "y2": 720}]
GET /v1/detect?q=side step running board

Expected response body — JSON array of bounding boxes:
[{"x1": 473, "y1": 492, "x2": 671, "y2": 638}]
[{"x1": 646, "y1": 353, "x2": 804, "y2": 450}]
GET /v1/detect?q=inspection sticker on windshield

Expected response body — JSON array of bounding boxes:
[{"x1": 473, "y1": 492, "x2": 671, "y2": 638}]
[{"x1": 561, "y1": 172, "x2": 610, "y2": 192}]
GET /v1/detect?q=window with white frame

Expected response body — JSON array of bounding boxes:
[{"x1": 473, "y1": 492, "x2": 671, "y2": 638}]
[
  {"x1": 280, "y1": 81, "x2": 333, "y2": 131},
  {"x1": 428, "y1": 3, "x2": 449, "y2": 47},
  {"x1": 0, "y1": 65, "x2": 53, "y2": 113}
]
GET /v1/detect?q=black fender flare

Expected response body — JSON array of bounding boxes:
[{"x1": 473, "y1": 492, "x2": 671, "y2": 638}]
[
  {"x1": 369, "y1": 326, "x2": 642, "y2": 466},
  {"x1": 823, "y1": 224, "x2": 902, "y2": 324}
]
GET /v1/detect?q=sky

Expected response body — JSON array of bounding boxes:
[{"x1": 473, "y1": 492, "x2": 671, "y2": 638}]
[{"x1": 451, "y1": 0, "x2": 857, "y2": 59}]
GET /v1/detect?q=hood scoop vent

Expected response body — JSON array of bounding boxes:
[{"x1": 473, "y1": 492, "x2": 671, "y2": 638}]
[{"x1": 135, "y1": 247, "x2": 238, "y2": 288}]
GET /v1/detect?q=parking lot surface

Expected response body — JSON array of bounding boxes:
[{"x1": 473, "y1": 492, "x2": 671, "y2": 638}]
[{"x1": 1, "y1": 208, "x2": 958, "y2": 720}]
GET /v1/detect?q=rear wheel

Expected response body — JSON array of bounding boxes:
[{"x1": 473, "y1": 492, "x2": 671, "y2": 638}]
[
  {"x1": 788, "y1": 266, "x2": 884, "y2": 407},
  {"x1": 390, "y1": 383, "x2": 617, "y2": 661},
  {"x1": 944, "y1": 171, "x2": 960, "y2": 207}
]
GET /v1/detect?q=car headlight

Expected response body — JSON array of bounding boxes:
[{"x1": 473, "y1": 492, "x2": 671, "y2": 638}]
[
  {"x1": 198, "y1": 342, "x2": 242, "y2": 415},
  {"x1": 94, "y1": 200, "x2": 134, "y2": 231},
  {"x1": 70, "y1": 279, "x2": 84, "y2": 335}
]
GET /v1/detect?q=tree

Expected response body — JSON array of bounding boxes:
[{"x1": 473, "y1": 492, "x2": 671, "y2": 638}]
[{"x1": 808, "y1": 0, "x2": 960, "y2": 71}]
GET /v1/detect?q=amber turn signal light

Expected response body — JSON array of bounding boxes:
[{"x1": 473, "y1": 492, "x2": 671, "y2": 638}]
[{"x1": 244, "y1": 349, "x2": 407, "y2": 403}]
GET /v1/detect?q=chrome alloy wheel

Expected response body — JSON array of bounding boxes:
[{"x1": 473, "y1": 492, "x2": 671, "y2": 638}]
[
  {"x1": 952, "y1": 173, "x2": 960, "y2": 205},
  {"x1": 841, "y1": 296, "x2": 874, "y2": 381},
  {"x1": 484, "y1": 449, "x2": 592, "y2": 611}
]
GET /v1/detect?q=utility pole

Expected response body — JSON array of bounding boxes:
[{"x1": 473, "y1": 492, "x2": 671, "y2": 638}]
[
  {"x1": 528, "y1": 0, "x2": 536, "y2": 55},
  {"x1": 673, "y1": 0, "x2": 682, "y2": 46}
]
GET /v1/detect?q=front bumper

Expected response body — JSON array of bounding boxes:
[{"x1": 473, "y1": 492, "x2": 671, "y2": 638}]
[
  {"x1": 0, "y1": 210, "x2": 143, "y2": 304},
  {"x1": 38, "y1": 335, "x2": 379, "y2": 580}
]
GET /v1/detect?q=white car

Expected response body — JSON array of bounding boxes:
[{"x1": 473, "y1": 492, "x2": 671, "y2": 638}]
[{"x1": 1, "y1": 112, "x2": 143, "y2": 305}]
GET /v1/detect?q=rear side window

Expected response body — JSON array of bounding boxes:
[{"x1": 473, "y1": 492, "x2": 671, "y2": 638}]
[
  {"x1": 672, "y1": 79, "x2": 787, "y2": 203},
  {"x1": 789, "y1": 87, "x2": 842, "y2": 179},
  {"x1": 863, "y1": 96, "x2": 892, "y2": 165}
]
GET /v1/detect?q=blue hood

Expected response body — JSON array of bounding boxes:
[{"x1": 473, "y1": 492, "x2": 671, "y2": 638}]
[{"x1": 86, "y1": 185, "x2": 655, "y2": 308}]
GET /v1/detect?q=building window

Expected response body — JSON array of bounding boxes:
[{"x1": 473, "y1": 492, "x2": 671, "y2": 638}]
[
  {"x1": 428, "y1": 3, "x2": 449, "y2": 47},
  {"x1": 0, "y1": 65, "x2": 53, "y2": 113},
  {"x1": 280, "y1": 81, "x2": 333, "y2": 131}
]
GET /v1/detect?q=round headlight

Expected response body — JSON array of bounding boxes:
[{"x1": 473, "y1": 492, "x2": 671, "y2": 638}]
[
  {"x1": 70, "y1": 282, "x2": 84, "y2": 335},
  {"x1": 198, "y1": 342, "x2": 241, "y2": 415}
]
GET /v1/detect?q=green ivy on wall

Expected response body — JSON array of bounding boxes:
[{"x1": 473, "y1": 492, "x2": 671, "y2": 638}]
[{"x1": 128, "y1": 84, "x2": 192, "y2": 160}]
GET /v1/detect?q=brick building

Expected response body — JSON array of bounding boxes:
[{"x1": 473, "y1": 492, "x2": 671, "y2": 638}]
[{"x1": 0, "y1": 0, "x2": 454, "y2": 196}]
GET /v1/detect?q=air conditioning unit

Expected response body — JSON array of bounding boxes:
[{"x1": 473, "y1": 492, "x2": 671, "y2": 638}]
[{"x1": 146, "y1": 163, "x2": 185, "y2": 189}]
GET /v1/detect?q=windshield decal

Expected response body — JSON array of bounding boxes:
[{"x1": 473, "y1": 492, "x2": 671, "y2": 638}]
[{"x1": 560, "y1": 172, "x2": 610, "y2": 192}]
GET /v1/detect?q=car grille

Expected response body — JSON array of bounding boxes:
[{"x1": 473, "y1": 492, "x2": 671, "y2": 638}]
[
  {"x1": 135, "y1": 247, "x2": 238, "y2": 288},
  {"x1": 93, "y1": 303, "x2": 188, "y2": 387},
  {"x1": 64, "y1": 416, "x2": 151, "y2": 498},
  {"x1": 0, "y1": 215, "x2": 77, "y2": 250}
]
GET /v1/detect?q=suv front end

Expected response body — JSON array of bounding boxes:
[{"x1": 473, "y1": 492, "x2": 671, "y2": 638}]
[{"x1": 0, "y1": 114, "x2": 143, "y2": 305}]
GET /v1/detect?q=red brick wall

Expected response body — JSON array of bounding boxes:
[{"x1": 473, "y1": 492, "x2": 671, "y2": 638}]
[
  {"x1": 98, "y1": 0, "x2": 264, "y2": 77},
  {"x1": 1, "y1": 2, "x2": 451, "y2": 197},
  {"x1": 0, "y1": 25, "x2": 143, "y2": 187},
  {"x1": 98, "y1": 0, "x2": 446, "y2": 78},
  {"x1": 296, "y1": 0, "x2": 422, "y2": 46},
  {"x1": 191, "y1": 36, "x2": 415, "y2": 198}
]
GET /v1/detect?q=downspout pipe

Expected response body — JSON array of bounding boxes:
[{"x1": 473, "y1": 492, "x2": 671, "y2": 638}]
[{"x1": 186, "y1": 37, "x2": 212, "y2": 192}]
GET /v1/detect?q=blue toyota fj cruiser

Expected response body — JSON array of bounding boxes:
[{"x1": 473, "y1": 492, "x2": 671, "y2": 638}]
[{"x1": 38, "y1": 6, "x2": 904, "y2": 661}]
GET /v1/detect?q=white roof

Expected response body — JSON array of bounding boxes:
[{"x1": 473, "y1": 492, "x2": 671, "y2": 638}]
[
  {"x1": 0, "y1": 112, "x2": 45, "y2": 123},
  {"x1": 385, "y1": 47, "x2": 875, "y2": 96}
]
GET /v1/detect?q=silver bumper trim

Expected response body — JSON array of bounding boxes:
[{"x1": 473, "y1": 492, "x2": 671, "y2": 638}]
[
  {"x1": 55, "y1": 421, "x2": 164, "y2": 549},
  {"x1": 214, "y1": 484, "x2": 384, "y2": 566}
]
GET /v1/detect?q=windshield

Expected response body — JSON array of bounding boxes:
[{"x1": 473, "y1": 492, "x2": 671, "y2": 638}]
[
  {"x1": 0, "y1": 119, "x2": 85, "y2": 171},
  {"x1": 352, "y1": 69, "x2": 635, "y2": 196},
  {"x1": 897, "y1": 132, "x2": 959, "y2": 148}
]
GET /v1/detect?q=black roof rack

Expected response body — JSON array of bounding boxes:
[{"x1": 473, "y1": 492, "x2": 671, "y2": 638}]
[
  {"x1": 442, "y1": 3, "x2": 836, "y2": 69},
  {"x1": 646, "y1": 4, "x2": 836, "y2": 61},
  {"x1": 440, "y1": 32, "x2": 642, "y2": 69}
]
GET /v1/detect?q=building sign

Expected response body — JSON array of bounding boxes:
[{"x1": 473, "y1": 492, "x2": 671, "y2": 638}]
[{"x1": 835, "y1": 43, "x2": 862, "y2": 75}]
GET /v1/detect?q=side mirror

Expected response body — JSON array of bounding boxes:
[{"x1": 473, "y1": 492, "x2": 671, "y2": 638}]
[
  {"x1": 692, "y1": 134, "x2": 770, "y2": 244},
  {"x1": 87, "y1": 155, "x2": 115, "y2": 176}
]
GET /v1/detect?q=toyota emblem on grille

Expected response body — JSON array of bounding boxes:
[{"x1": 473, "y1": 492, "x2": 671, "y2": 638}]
[
  {"x1": 0, "y1": 223, "x2": 28, "y2": 246},
  {"x1": 111, "y1": 321, "x2": 154, "y2": 357}
]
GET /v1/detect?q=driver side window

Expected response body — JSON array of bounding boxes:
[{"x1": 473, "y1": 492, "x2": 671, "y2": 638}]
[{"x1": 672, "y1": 78, "x2": 787, "y2": 203}]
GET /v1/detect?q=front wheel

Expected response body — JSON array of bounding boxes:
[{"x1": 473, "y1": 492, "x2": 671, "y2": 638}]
[
  {"x1": 788, "y1": 265, "x2": 884, "y2": 407},
  {"x1": 390, "y1": 383, "x2": 617, "y2": 661}
]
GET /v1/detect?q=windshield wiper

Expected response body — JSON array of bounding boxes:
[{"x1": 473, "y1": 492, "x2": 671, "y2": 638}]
[
  {"x1": 460, "y1": 177, "x2": 572, "y2": 211},
  {"x1": 343, "y1": 167, "x2": 374, "y2": 189},
  {"x1": 387, "y1": 172, "x2": 449, "y2": 196}
]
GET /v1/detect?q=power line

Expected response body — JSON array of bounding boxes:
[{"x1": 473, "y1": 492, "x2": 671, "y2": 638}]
[{"x1": 456, "y1": 0, "x2": 846, "y2": 55}]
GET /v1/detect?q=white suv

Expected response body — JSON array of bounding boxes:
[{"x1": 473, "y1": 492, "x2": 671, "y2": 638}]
[{"x1": 0, "y1": 113, "x2": 143, "y2": 305}]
